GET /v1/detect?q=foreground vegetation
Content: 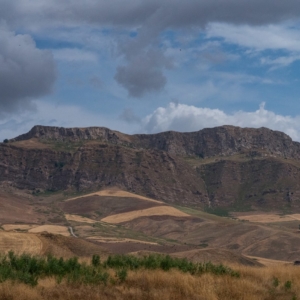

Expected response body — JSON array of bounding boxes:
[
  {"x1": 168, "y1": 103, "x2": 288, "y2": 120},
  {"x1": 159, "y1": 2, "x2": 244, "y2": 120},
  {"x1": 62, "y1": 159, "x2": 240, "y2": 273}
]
[
  {"x1": 0, "y1": 252, "x2": 238, "y2": 287},
  {"x1": 0, "y1": 252, "x2": 299, "y2": 299}
]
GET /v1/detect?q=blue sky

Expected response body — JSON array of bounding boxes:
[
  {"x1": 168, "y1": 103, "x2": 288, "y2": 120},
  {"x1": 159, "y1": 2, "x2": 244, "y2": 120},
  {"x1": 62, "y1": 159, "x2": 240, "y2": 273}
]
[{"x1": 1, "y1": 1, "x2": 300, "y2": 140}]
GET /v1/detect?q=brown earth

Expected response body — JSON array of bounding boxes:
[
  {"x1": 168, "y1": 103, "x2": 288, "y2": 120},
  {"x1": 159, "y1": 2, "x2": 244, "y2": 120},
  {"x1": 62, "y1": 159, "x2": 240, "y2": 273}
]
[
  {"x1": 28, "y1": 225, "x2": 70, "y2": 236},
  {"x1": 0, "y1": 191, "x2": 46, "y2": 224},
  {"x1": 61, "y1": 194, "x2": 163, "y2": 219},
  {"x1": 171, "y1": 248, "x2": 262, "y2": 266}
]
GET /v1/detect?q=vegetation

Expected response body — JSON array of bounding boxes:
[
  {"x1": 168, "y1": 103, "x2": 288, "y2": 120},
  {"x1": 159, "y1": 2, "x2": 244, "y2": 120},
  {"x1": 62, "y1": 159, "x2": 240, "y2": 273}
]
[
  {"x1": 0, "y1": 252, "x2": 239, "y2": 287},
  {"x1": 0, "y1": 255, "x2": 299, "y2": 300},
  {"x1": 204, "y1": 207, "x2": 230, "y2": 217}
]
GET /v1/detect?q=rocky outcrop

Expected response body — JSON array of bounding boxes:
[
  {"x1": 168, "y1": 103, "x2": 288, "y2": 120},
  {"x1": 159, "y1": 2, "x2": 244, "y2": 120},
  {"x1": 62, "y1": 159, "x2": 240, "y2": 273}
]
[
  {"x1": 11, "y1": 125, "x2": 300, "y2": 159},
  {"x1": 0, "y1": 143, "x2": 208, "y2": 206}
]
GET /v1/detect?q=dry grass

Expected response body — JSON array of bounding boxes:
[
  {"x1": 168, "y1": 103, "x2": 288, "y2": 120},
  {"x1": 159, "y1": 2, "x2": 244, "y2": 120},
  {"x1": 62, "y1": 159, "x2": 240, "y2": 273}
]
[
  {"x1": 0, "y1": 232, "x2": 42, "y2": 255},
  {"x1": 65, "y1": 214, "x2": 97, "y2": 224},
  {"x1": 2, "y1": 224, "x2": 37, "y2": 231},
  {"x1": 1, "y1": 265, "x2": 300, "y2": 299},
  {"x1": 11, "y1": 138, "x2": 49, "y2": 149},
  {"x1": 235, "y1": 213, "x2": 298, "y2": 223},
  {"x1": 246, "y1": 256, "x2": 289, "y2": 266},
  {"x1": 28, "y1": 225, "x2": 70, "y2": 236},
  {"x1": 101, "y1": 206, "x2": 189, "y2": 224},
  {"x1": 66, "y1": 189, "x2": 163, "y2": 204}
]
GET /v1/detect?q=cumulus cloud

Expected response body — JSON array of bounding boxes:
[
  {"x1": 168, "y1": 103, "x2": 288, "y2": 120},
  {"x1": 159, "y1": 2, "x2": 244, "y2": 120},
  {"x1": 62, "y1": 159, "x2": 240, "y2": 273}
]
[
  {"x1": 0, "y1": 26, "x2": 56, "y2": 115},
  {"x1": 142, "y1": 102, "x2": 300, "y2": 141}
]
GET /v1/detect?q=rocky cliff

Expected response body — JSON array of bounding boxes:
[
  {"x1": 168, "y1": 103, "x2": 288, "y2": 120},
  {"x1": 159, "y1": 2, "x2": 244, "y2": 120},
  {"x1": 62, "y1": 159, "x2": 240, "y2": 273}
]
[
  {"x1": 3, "y1": 125, "x2": 300, "y2": 211},
  {"x1": 12, "y1": 125, "x2": 300, "y2": 159}
]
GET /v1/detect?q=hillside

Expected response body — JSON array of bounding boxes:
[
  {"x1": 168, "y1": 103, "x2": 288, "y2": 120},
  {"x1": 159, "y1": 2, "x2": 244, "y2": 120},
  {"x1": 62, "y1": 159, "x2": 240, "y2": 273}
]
[{"x1": 1, "y1": 125, "x2": 300, "y2": 211}]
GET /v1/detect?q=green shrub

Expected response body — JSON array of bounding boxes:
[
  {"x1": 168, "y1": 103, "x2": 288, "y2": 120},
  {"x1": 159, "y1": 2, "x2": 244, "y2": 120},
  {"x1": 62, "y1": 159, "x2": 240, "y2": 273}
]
[
  {"x1": 284, "y1": 280, "x2": 292, "y2": 290},
  {"x1": 92, "y1": 255, "x2": 100, "y2": 267},
  {"x1": 0, "y1": 252, "x2": 239, "y2": 287}
]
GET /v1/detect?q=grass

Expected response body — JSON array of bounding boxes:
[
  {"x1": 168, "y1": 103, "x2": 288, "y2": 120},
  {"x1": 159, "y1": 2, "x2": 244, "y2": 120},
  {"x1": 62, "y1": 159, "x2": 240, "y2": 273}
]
[
  {"x1": 0, "y1": 252, "x2": 238, "y2": 288},
  {"x1": 41, "y1": 140, "x2": 85, "y2": 153},
  {"x1": 0, "y1": 255, "x2": 300, "y2": 299}
]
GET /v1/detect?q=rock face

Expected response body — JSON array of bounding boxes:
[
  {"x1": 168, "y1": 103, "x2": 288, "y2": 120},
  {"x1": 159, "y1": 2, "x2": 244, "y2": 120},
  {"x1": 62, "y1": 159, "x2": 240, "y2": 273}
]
[
  {"x1": 3, "y1": 125, "x2": 300, "y2": 210},
  {"x1": 12, "y1": 125, "x2": 300, "y2": 159}
]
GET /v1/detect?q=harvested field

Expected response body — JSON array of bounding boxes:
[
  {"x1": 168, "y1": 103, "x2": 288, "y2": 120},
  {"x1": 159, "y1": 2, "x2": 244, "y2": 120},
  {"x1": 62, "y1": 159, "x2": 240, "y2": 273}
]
[
  {"x1": 65, "y1": 214, "x2": 97, "y2": 224},
  {"x1": 66, "y1": 189, "x2": 163, "y2": 204},
  {"x1": 0, "y1": 232, "x2": 42, "y2": 255},
  {"x1": 38, "y1": 233, "x2": 108, "y2": 258},
  {"x1": 62, "y1": 195, "x2": 161, "y2": 218},
  {"x1": 2, "y1": 224, "x2": 37, "y2": 231},
  {"x1": 171, "y1": 248, "x2": 262, "y2": 266},
  {"x1": 28, "y1": 225, "x2": 70, "y2": 236},
  {"x1": 101, "y1": 206, "x2": 189, "y2": 224},
  {"x1": 245, "y1": 255, "x2": 290, "y2": 266},
  {"x1": 235, "y1": 213, "x2": 300, "y2": 223}
]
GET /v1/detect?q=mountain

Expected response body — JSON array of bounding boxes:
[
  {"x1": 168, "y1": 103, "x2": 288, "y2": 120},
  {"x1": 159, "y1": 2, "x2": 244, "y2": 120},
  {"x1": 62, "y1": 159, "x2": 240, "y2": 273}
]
[{"x1": 2, "y1": 125, "x2": 300, "y2": 211}]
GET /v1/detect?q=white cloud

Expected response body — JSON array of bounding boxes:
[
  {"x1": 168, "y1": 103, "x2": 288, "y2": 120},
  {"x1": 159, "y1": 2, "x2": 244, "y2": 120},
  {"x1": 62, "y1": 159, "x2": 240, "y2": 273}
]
[
  {"x1": 261, "y1": 55, "x2": 300, "y2": 68},
  {"x1": 206, "y1": 23, "x2": 300, "y2": 52},
  {"x1": 142, "y1": 102, "x2": 300, "y2": 141}
]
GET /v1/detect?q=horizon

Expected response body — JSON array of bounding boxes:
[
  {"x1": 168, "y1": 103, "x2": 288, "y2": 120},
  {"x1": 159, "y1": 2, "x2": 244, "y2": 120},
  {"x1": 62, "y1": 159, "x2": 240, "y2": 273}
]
[
  {"x1": 9, "y1": 123, "x2": 297, "y2": 143},
  {"x1": 1, "y1": 1, "x2": 300, "y2": 141}
]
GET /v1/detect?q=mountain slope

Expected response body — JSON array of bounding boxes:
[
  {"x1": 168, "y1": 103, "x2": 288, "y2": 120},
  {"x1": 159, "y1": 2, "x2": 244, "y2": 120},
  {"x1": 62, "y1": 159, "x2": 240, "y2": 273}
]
[{"x1": 2, "y1": 125, "x2": 300, "y2": 211}]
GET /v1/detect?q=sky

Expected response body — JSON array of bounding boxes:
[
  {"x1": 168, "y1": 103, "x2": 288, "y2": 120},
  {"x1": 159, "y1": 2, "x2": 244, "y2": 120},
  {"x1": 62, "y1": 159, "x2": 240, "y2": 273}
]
[{"x1": 1, "y1": 1, "x2": 300, "y2": 141}]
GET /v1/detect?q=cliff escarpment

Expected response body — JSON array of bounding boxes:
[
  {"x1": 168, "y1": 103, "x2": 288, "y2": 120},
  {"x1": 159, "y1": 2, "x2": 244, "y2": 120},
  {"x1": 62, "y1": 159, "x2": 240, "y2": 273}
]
[
  {"x1": 3, "y1": 125, "x2": 300, "y2": 211},
  {"x1": 11, "y1": 125, "x2": 300, "y2": 159}
]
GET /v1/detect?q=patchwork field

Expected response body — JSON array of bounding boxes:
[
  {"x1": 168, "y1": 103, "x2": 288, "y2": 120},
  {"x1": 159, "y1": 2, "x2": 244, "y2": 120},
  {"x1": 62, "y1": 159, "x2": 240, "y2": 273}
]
[
  {"x1": 28, "y1": 225, "x2": 70, "y2": 236},
  {"x1": 65, "y1": 189, "x2": 163, "y2": 204},
  {"x1": 101, "y1": 206, "x2": 189, "y2": 224},
  {"x1": 2, "y1": 187, "x2": 300, "y2": 265},
  {"x1": 234, "y1": 213, "x2": 300, "y2": 223}
]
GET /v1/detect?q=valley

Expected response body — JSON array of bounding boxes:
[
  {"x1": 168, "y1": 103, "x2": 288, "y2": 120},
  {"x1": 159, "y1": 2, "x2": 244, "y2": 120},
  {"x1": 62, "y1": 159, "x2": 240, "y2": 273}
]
[{"x1": 1, "y1": 125, "x2": 300, "y2": 299}]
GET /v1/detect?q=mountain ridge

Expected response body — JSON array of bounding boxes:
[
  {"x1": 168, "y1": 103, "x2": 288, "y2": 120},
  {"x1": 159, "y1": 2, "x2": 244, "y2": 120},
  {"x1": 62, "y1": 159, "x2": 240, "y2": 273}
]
[
  {"x1": 10, "y1": 124, "x2": 300, "y2": 159},
  {"x1": 2, "y1": 124, "x2": 300, "y2": 211}
]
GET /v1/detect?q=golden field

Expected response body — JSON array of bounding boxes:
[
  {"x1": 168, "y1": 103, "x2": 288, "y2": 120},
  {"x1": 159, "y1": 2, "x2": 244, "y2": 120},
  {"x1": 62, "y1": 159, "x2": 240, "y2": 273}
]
[{"x1": 0, "y1": 264, "x2": 299, "y2": 300}]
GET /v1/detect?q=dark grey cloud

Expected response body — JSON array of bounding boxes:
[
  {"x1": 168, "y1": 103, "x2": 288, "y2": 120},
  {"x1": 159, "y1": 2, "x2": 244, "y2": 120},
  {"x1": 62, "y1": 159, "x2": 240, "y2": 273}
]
[
  {"x1": 2, "y1": 0, "x2": 300, "y2": 28},
  {"x1": 2, "y1": 0, "x2": 300, "y2": 98},
  {"x1": 0, "y1": 26, "x2": 56, "y2": 115},
  {"x1": 115, "y1": 49, "x2": 172, "y2": 97},
  {"x1": 119, "y1": 108, "x2": 141, "y2": 124}
]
